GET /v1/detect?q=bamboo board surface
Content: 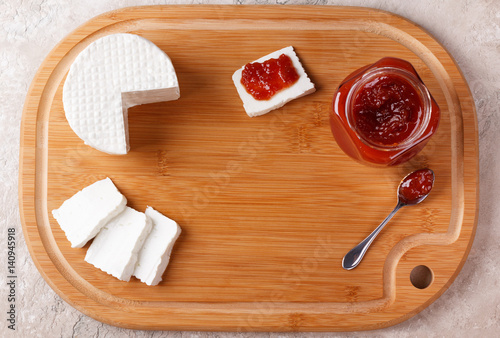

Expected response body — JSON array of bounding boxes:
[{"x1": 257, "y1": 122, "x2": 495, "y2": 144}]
[{"x1": 19, "y1": 5, "x2": 478, "y2": 331}]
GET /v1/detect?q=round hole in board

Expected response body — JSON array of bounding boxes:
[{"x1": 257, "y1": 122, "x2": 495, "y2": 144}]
[{"x1": 410, "y1": 265, "x2": 433, "y2": 289}]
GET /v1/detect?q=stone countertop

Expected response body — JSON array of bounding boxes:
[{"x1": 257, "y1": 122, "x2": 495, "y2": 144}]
[{"x1": 1, "y1": 0, "x2": 498, "y2": 336}]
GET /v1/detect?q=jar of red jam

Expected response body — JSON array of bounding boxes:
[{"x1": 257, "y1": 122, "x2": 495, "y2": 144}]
[{"x1": 330, "y1": 57, "x2": 440, "y2": 166}]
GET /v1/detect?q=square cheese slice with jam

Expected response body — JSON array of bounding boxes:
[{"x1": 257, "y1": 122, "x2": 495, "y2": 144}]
[
  {"x1": 232, "y1": 46, "x2": 315, "y2": 117},
  {"x1": 133, "y1": 207, "x2": 181, "y2": 286},
  {"x1": 85, "y1": 207, "x2": 152, "y2": 282},
  {"x1": 63, "y1": 33, "x2": 180, "y2": 155},
  {"x1": 51, "y1": 177, "x2": 127, "y2": 248}
]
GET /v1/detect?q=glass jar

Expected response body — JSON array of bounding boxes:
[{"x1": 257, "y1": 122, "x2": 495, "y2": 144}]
[{"x1": 330, "y1": 57, "x2": 440, "y2": 166}]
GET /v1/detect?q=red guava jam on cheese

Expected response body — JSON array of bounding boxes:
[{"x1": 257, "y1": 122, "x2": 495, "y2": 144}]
[{"x1": 241, "y1": 54, "x2": 299, "y2": 100}]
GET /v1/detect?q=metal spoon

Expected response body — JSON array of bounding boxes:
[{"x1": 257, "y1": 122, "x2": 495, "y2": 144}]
[{"x1": 342, "y1": 168, "x2": 435, "y2": 270}]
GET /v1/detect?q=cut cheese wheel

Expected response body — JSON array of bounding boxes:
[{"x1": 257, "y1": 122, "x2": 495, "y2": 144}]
[
  {"x1": 133, "y1": 207, "x2": 181, "y2": 286},
  {"x1": 63, "y1": 33, "x2": 180, "y2": 155},
  {"x1": 51, "y1": 177, "x2": 127, "y2": 248},
  {"x1": 85, "y1": 207, "x2": 152, "y2": 281}
]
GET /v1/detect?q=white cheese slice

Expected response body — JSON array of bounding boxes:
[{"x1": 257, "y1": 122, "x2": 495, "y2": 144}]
[
  {"x1": 232, "y1": 46, "x2": 315, "y2": 117},
  {"x1": 51, "y1": 177, "x2": 126, "y2": 248},
  {"x1": 63, "y1": 33, "x2": 180, "y2": 155},
  {"x1": 133, "y1": 207, "x2": 181, "y2": 286},
  {"x1": 85, "y1": 207, "x2": 152, "y2": 281}
]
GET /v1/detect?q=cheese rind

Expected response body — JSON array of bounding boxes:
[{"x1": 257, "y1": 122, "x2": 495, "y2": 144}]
[
  {"x1": 63, "y1": 33, "x2": 180, "y2": 155},
  {"x1": 85, "y1": 207, "x2": 152, "y2": 281},
  {"x1": 232, "y1": 46, "x2": 316, "y2": 117},
  {"x1": 51, "y1": 177, "x2": 126, "y2": 248},
  {"x1": 133, "y1": 207, "x2": 181, "y2": 286}
]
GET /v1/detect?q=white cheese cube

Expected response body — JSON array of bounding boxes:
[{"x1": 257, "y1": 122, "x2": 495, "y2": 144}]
[
  {"x1": 133, "y1": 207, "x2": 181, "y2": 286},
  {"x1": 232, "y1": 46, "x2": 315, "y2": 117},
  {"x1": 52, "y1": 177, "x2": 126, "y2": 248},
  {"x1": 63, "y1": 33, "x2": 180, "y2": 155},
  {"x1": 85, "y1": 207, "x2": 152, "y2": 282}
]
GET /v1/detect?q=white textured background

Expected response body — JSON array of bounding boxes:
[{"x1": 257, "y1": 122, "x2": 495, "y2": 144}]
[{"x1": 1, "y1": 0, "x2": 499, "y2": 337}]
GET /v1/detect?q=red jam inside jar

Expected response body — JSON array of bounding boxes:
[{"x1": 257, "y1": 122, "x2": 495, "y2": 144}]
[
  {"x1": 352, "y1": 74, "x2": 424, "y2": 147},
  {"x1": 330, "y1": 57, "x2": 440, "y2": 166},
  {"x1": 241, "y1": 54, "x2": 299, "y2": 100}
]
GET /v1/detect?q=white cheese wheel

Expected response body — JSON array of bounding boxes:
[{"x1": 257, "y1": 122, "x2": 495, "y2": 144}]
[{"x1": 63, "y1": 33, "x2": 180, "y2": 154}]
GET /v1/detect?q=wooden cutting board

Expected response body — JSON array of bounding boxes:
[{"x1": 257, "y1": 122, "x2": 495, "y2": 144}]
[{"x1": 19, "y1": 5, "x2": 478, "y2": 332}]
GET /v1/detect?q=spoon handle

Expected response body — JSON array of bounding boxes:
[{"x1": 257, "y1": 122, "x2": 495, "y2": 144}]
[{"x1": 342, "y1": 201, "x2": 405, "y2": 270}]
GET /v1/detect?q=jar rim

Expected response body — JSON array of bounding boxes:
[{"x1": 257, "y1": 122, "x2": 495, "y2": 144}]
[{"x1": 345, "y1": 66, "x2": 433, "y2": 151}]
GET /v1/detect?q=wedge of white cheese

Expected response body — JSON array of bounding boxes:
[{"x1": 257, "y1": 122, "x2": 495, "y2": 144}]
[
  {"x1": 52, "y1": 177, "x2": 127, "y2": 248},
  {"x1": 85, "y1": 207, "x2": 152, "y2": 281},
  {"x1": 63, "y1": 33, "x2": 180, "y2": 155},
  {"x1": 232, "y1": 46, "x2": 315, "y2": 117},
  {"x1": 133, "y1": 207, "x2": 181, "y2": 286}
]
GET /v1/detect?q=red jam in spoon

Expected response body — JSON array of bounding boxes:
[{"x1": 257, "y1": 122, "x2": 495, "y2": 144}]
[{"x1": 398, "y1": 168, "x2": 435, "y2": 205}]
